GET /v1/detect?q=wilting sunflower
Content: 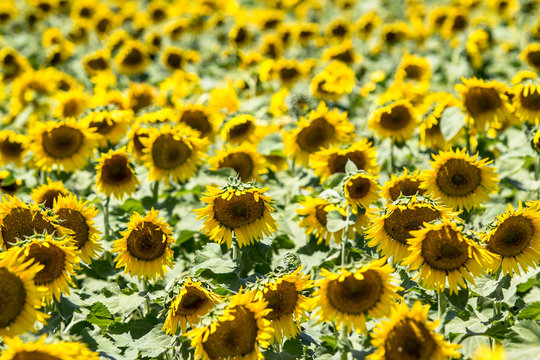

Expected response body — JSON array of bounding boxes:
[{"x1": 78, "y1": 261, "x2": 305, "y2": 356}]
[
  {"x1": 187, "y1": 290, "x2": 273, "y2": 360},
  {"x1": 0, "y1": 130, "x2": 28, "y2": 166},
  {"x1": 368, "y1": 301, "x2": 461, "y2": 360},
  {"x1": 521, "y1": 43, "x2": 540, "y2": 72},
  {"x1": 194, "y1": 181, "x2": 278, "y2": 249},
  {"x1": 380, "y1": 168, "x2": 426, "y2": 202},
  {"x1": 344, "y1": 172, "x2": 380, "y2": 214},
  {"x1": 81, "y1": 108, "x2": 133, "y2": 147},
  {"x1": 481, "y1": 202, "x2": 540, "y2": 276},
  {"x1": 403, "y1": 218, "x2": 494, "y2": 294},
  {"x1": 0, "y1": 336, "x2": 100, "y2": 360},
  {"x1": 142, "y1": 124, "x2": 209, "y2": 184},
  {"x1": 366, "y1": 195, "x2": 456, "y2": 262},
  {"x1": 29, "y1": 119, "x2": 99, "y2": 172},
  {"x1": 456, "y1": 77, "x2": 513, "y2": 131},
  {"x1": 15, "y1": 235, "x2": 80, "y2": 302},
  {"x1": 256, "y1": 266, "x2": 314, "y2": 342},
  {"x1": 513, "y1": 83, "x2": 540, "y2": 125},
  {"x1": 208, "y1": 145, "x2": 267, "y2": 182},
  {"x1": 220, "y1": 114, "x2": 260, "y2": 145},
  {"x1": 31, "y1": 179, "x2": 68, "y2": 209},
  {"x1": 369, "y1": 100, "x2": 418, "y2": 142},
  {"x1": 283, "y1": 102, "x2": 355, "y2": 166},
  {"x1": 420, "y1": 147, "x2": 499, "y2": 211},
  {"x1": 163, "y1": 278, "x2": 222, "y2": 335},
  {"x1": 310, "y1": 139, "x2": 379, "y2": 181},
  {"x1": 112, "y1": 209, "x2": 174, "y2": 280},
  {"x1": 115, "y1": 40, "x2": 149, "y2": 75},
  {"x1": 0, "y1": 249, "x2": 47, "y2": 337},
  {"x1": 0, "y1": 195, "x2": 62, "y2": 250},
  {"x1": 312, "y1": 261, "x2": 402, "y2": 333},
  {"x1": 297, "y1": 197, "x2": 371, "y2": 246},
  {"x1": 95, "y1": 147, "x2": 139, "y2": 200},
  {"x1": 176, "y1": 104, "x2": 222, "y2": 140},
  {"x1": 54, "y1": 194, "x2": 101, "y2": 264}
]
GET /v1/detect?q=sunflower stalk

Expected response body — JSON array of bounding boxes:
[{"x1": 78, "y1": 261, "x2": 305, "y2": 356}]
[
  {"x1": 340, "y1": 206, "x2": 351, "y2": 266},
  {"x1": 103, "y1": 196, "x2": 110, "y2": 239},
  {"x1": 535, "y1": 155, "x2": 540, "y2": 200},
  {"x1": 152, "y1": 180, "x2": 160, "y2": 205}
]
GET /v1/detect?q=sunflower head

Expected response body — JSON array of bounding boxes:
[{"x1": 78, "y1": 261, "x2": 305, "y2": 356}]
[
  {"x1": 81, "y1": 108, "x2": 134, "y2": 147},
  {"x1": 369, "y1": 100, "x2": 418, "y2": 142},
  {"x1": 344, "y1": 172, "x2": 380, "y2": 214},
  {"x1": 31, "y1": 178, "x2": 68, "y2": 209},
  {"x1": 0, "y1": 130, "x2": 28, "y2": 166},
  {"x1": 177, "y1": 104, "x2": 222, "y2": 139},
  {"x1": 380, "y1": 168, "x2": 425, "y2": 202},
  {"x1": 208, "y1": 144, "x2": 267, "y2": 182},
  {"x1": 513, "y1": 83, "x2": 540, "y2": 125},
  {"x1": 357, "y1": 11, "x2": 381, "y2": 39},
  {"x1": 115, "y1": 40, "x2": 149, "y2": 75},
  {"x1": 522, "y1": 43, "x2": 540, "y2": 72},
  {"x1": 395, "y1": 53, "x2": 431, "y2": 84},
  {"x1": 0, "y1": 171, "x2": 22, "y2": 196},
  {"x1": 95, "y1": 146, "x2": 139, "y2": 200},
  {"x1": 311, "y1": 61, "x2": 355, "y2": 100},
  {"x1": 220, "y1": 114, "x2": 258, "y2": 145},
  {"x1": 0, "y1": 336, "x2": 100, "y2": 360},
  {"x1": 82, "y1": 49, "x2": 111, "y2": 76}
]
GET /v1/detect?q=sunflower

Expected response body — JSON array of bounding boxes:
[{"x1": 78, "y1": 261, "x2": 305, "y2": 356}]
[
  {"x1": 82, "y1": 49, "x2": 111, "y2": 76},
  {"x1": 81, "y1": 109, "x2": 133, "y2": 147},
  {"x1": 161, "y1": 46, "x2": 186, "y2": 71},
  {"x1": 54, "y1": 194, "x2": 101, "y2": 264},
  {"x1": 163, "y1": 278, "x2": 222, "y2": 335},
  {"x1": 256, "y1": 266, "x2": 313, "y2": 343},
  {"x1": 194, "y1": 181, "x2": 278, "y2": 249},
  {"x1": 310, "y1": 140, "x2": 379, "y2": 181},
  {"x1": 322, "y1": 40, "x2": 360, "y2": 65},
  {"x1": 0, "y1": 171, "x2": 22, "y2": 196},
  {"x1": 209, "y1": 85, "x2": 240, "y2": 114},
  {"x1": 380, "y1": 168, "x2": 426, "y2": 202},
  {"x1": 0, "y1": 249, "x2": 48, "y2": 338},
  {"x1": 187, "y1": 290, "x2": 273, "y2": 360},
  {"x1": 369, "y1": 100, "x2": 418, "y2": 142},
  {"x1": 311, "y1": 61, "x2": 355, "y2": 100},
  {"x1": 512, "y1": 83, "x2": 540, "y2": 125},
  {"x1": 293, "y1": 22, "x2": 319, "y2": 45},
  {"x1": 52, "y1": 90, "x2": 89, "y2": 119},
  {"x1": 455, "y1": 77, "x2": 513, "y2": 131},
  {"x1": 142, "y1": 124, "x2": 208, "y2": 184},
  {"x1": 112, "y1": 209, "x2": 174, "y2": 280},
  {"x1": 344, "y1": 172, "x2": 380, "y2": 214},
  {"x1": 0, "y1": 130, "x2": 28, "y2": 166},
  {"x1": 356, "y1": 11, "x2": 381, "y2": 38},
  {"x1": 0, "y1": 336, "x2": 100, "y2": 360},
  {"x1": 419, "y1": 92, "x2": 461, "y2": 149},
  {"x1": 381, "y1": 22, "x2": 410, "y2": 46},
  {"x1": 220, "y1": 114, "x2": 260, "y2": 144},
  {"x1": 0, "y1": 195, "x2": 62, "y2": 250},
  {"x1": 136, "y1": 107, "x2": 177, "y2": 125},
  {"x1": 368, "y1": 301, "x2": 461, "y2": 360},
  {"x1": 326, "y1": 18, "x2": 352, "y2": 41},
  {"x1": 522, "y1": 43, "x2": 540, "y2": 72},
  {"x1": 403, "y1": 218, "x2": 494, "y2": 294},
  {"x1": 420, "y1": 147, "x2": 499, "y2": 211},
  {"x1": 208, "y1": 144, "x2": 267, "y2": 182},
  {"x1": 270, "y1": 59, "x2": 306, "y2": 87},
  {"x1": 312, "y1": 261, "x2": 402, "y2": 333},
  {"x1": 366, "y1": 195, "x2": 456, "y2": 262},
  {"x1": 95, "y1": 147, "x2": 139, "y2": 200},
  {"x1": 29, "y1": 119, "x2": 99, "y2": 172},
  {"x1": 128, "y1": 123, "x2": 151, "y2": 161},
  {"x1": 470, "y1": 344, "x2": 506, "y2": 360},
  {"x1": 395, "y1": 53, "x2": 431, "y2": 85},
  {"x1": 260, "y1": 34, "x2": 284, "y2": 59},
  {"x1": 229, "y1": 22, "x2": 252, "y2": 47},
  {"x1": 115, "y1": 40, "x2": 149, "y2": 75},
  {"x1": 176, "y1": 104, "x2": 222, "y2": 140},
  {"x1": 283, "y1": 102, "x2": 355, "y2": 166},
  {"x1": 31, "y1": 178, "x2": 68, "y2": 209},
  {"x1": 128, "y1": 83, "x2": 163, "y2": 113}
]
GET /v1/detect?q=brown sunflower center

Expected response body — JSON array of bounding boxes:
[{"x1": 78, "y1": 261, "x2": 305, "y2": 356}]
[
  {"x1": 37, "y1": 189, "x2": 65, "y2": 209},
  {"x1": 384, "y1": 319, "x2": 436, "y2": 360},
  {"x1": 379, "y1": 105, "x2": 413, "y2": 131},
  {"x1": 464, "y1": 87, "x2": 502, "y2": 117},
  {"x1": 315, "y1": 205, "x2": 328, "y2": 226},
  {"x1": 1, "y1": 208, "x2": 56, "y2": 249},
  {"x1": 346, "y1": 177, "x2": 371, "y2": 200},
  {"x1": 151, "y1": 134, "x2": 192, "y2": 170},
  {"x1": 328, "y1": 151, "x2": 366, "y2": 174},
  {"x1": 451, "y1": 15, "x2": 467, "y2": 32},
  {"x1": 203, "y1": 306, "x2": 258, "y2": 359},
  {"x1": 0, "y1": 268, "x2": 26, "y2": 328},
  {"x1": 89, "y1": 116, "x2": 117, "y2": 136},
  {"x1": 126, "y1": 221, "x2": 168, "y2": 261},
  {"x1": 87, "y1": 56, "x2": 108, "y2": 71},
  {"x1": 101, "y1": 154, "x2": 132, "y2": 185},
  {"x1": 331, "y1": 24, "x2": 348, "y2": 37},
  {"x1": 27, "y1": 242, "x2": 66, "y2": 285},
  {"x1": 297, "y1": 118, "x2": 336, "y2": 153},
  {"x1": 133, "y1": 131, "x2": 149, "y2": 154},
  {"x1": 61, "y1": 98, "x2": 84, "y2": 118},
  {"x1": 56, "y1": 208, "x2": 90, "y2": 249},
  {"x1": 166, "y1": 52, "x2": 183, "y2": 69},
  {"x1": 176, "y1": 287, "x2": 210, "y2": 315},
  {"x1": 404, "y1": 64, "x2": 423, "y2": 81},
  {"x1": 435, "y1": 158, "x2": 481, "y2": 196},
  {"x1": 332, "y1": 49, "x2": 354, "y2": 63},
  {"x1": 421, "y1": 226, "x2": 469, "y2": 271},
  {"x1": 279, "y1": 66, "x2": 300, "y2": 82},
  {"x1": 228, "y1": 121, "x2": 254, "y2": 141},
  {"x1": 122, "y1": 47, "x2": 144, "y2": 66},
  {"x1": 263, "y1": 281, "x2": 298, "y2": 319},
  {"x1": 12, "y1": 351, "x2": 62, "y2": 360},
  {"x1": 387, "y1": 179, "x2": 425, "y2": 201},
  {"x1": 384, "y1": 206, "x2": 441, "y2": 245},
  {"x1": 326, "y1": 270, "x2": 382, "y2": 314},
  {"x1": 233, "y1": 27, "x2": 248, "y2": 45},
  {"x1": 526, "y1": 50, "x2": 540, "y2": 67},
  {"x1": 179, "y1": 110, "x2": 211, "y2": 136},
  {"x1": 218, "y1": 152, "x2": 255, "y2": 181},
  {"x1": 0, "y1": 139, "x2": 24, "y2": 158},
  {"x1": 213, "y1": 192, "x2": 266, "y2": 229},
  {"x1": 520, "y1": 90, "x2": 540, "y2": 111},
  {"x1": 42, "y1": 126, "x2": 84, "y2": 159},
  {"x1": 486, "y1": 215, "x2": 534, "y2": 257}
]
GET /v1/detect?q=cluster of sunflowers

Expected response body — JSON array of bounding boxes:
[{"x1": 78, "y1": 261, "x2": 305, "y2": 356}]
[{"x1": 1, "y1": 0, "x2": 540, "y2": 359}]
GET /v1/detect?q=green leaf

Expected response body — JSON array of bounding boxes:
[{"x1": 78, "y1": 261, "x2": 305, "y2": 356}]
[
  {"x1": 326, "y1": 210, "x2": 346, "y2": 232},
  {"x1": 345, "y1": 159, "x2": 358, "y2": 175},
  {"x1": 193, "y1": 243, "x2": 240, "y2": 274},
  {"x1": 519, "y1": 302, "x2": 540, "y2": 320},
  {"x1": 323, "y1": 173, "x2": 346, "y2": 189},
  {"x1": 517, "y1": 277, "x2": 537, "y2": 293},
  {"x1": 86, "y1": 302, "x2": 113, "y2": 330},
  {"x1": 439, "y1": 106, "x2": 465, "y2": 141},
  {"x1": 120, "y1": 198, "x2": 146, "y2": 215}
]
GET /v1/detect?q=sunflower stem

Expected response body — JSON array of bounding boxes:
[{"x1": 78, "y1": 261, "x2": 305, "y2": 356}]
[
  {"x1": 232, "y1": 241, "x2": 240, "y2": 261},
  {"x1": 104, "y1": 196, "x2": 110, "y2": 240},
  {"x1": 142, "y1": 279, "x2": 151, "y2": 316},
  {"x1": 535, "y1": 155, "x2": 540, "y2": 200},
  {"x1": 152, "y1": 181, "x2": 160, "y2": 206},
  {"x1": 341, "y1": 206, "x2": 351, "y2": 266}
]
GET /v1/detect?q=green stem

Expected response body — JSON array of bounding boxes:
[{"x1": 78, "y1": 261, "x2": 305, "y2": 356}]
[
  {"x1": 437, "y1": 291, "x2": 446, "y2": 332},
  {"x1": 232, "y1": 241, "x2": 240, "y2": 261},
  {"x1": 340, "y1": 206, "x2": 351, "y2": 266},
  {"x1": 103, "y1": 196, "x2": 110, "y2": 239},
  {"x1": 152, "y1": 181, "x2": 160, "y2": 205},
  {"x1": 142, "y1": 279, "x2": 151, "y2": 316},
  {"x1": 465, "y1": 122, "x2": 471, "y2": 154},
  {"x1": 535, "y1": 156, "x2": 540, "y2": 200},
  {"x1": 339, "y1": 326, "x2": 348, "y2": 360}
]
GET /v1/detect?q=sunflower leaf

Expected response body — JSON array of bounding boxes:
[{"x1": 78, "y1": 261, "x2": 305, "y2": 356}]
[
  {"x1": 439, "y1": 106, "x2": 465, "y2": 141},
  {"x1": 326, "y1": 210, "x2": 346, "y2": 232},
  {"x1": 323, "y1": 173, "x2": 346, "y2": 189}
]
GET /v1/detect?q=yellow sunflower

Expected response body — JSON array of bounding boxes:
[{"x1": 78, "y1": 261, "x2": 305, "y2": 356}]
[
  {"x1": 256, "y1": 266, "x2": 314, "y2": 343},
  {"x1": 283, "y1": 102, "x2": 355, "y2": 166},
  {"x1": 311, "y1": 61, "x2": 355, "y2": 100},
  {"x1": 356, "y1": 11, "x2": 381, "y2": 39},
  {"x1": 0, "y1": 248, "x2": 48, "y2": 338},
  {"x1": 482, "y1": 202, "x2": 540, "y2": 276},
  {"x1": 297, "y1": 197, "x2": 371, "y2": 246},
  {"x1": 54, "y1": 194, "x2": 102, "y2": 264},
  {"x1": 420, "y1": 147, "x2": 500, "y2": 211},
  {"x1": 369, "y1": 100, "x2": 418, "y2": 142},
  {"x1": 455, "y1": 77, "x2": 513, "y2": 131},
  {"x1": 366, "y1": 195, "x2": 456, "y2": 262},
  {"x1": 112, "y1": 209, "x2": 174, "y2": 280},
  {"x1": 115, "y1": 40, "x2": 149, "y2": 75},
  {"x1": 0, "y1": 336, "x2": 100, "y2": 360},
  {"x1": 81, "y1": 109, "x2": 134, "y2": 147},
  {"x1": 194, "y1": 182, "x2": 278, "y2": 249},
  {"x1": 82, "y1": 49, "x2": 111, "y2": 76},
  {"x1": 128, "y1": 123, "x2": 151, "y2": 161},
  {"x1": 395, "y1": 53, "x2": 431, "y2": 85},
  {"x1": 344, "y1": 172, "x2": 380, "y2": 214},
  {"x1": 312, "y1": 261, "x2": 402, "y2": 333},
  {"x1": 176, "y1": 104, "x2": 222, "y2": 140},
  {"x1": 220, "y1": 114, "x2": 261, "y2": 145},
  {"x1": 512, "y1": 83, "x2": 540, "y2": 125},
  {"x1": 380, "y1": 22, "x2": 410, "y2": 46},
  {"x1": 368, "y1": 301, "x2": 461, "y2": 360},
  {"x1": 31, "y1": 178, "x2": 68, "y2": 209},
  {"x1": 321, "y1": 40, "x2": 360, "y2": 65},
  {"x1": 52, "y1": 90, "x2": 89, "y2": 119},
  {"x1": 208, "y1": 144, "x2": 267, "y2": 182},
  {"x1": 471, "y1": 344, "x2": 506, "y2": 360},
  {"x1": 163, "y1": 278, "x2": 222, "y2": 335},
  {"x1": 380, "y1": 168, "x2": 426, "y2": 202},
  {"x1": 522, "y1": 43, "x2": 540, "y2": 72},
  {"x1": 0, "y1": 130, "x2": 28, "y2": 166},
  {"x1": 95, "y1": 147, "x2": 139, "y2": 200},
  {"x1": 419, "y1": 92, "x2": 461, "y2": 149},
  {"x1": 187, "y1": 290, "x2": 273, "y2": 360},
  {"x1": 326, "y1": 18, "x2": 352, "y2": 41},
  {"x1": 441, "y1": 7, "x2": 468, "y2": 40},
  {"x1": 29, "y1": 119, "x2": 99, "y2": 172},
  {"x1": 403, "y1": 218, "x2": 494, "y2": 294},
  {"x1": 0, "y1": 171, "x2": 22, "y2": 196},
  {"x1": 142, "y1": 124, "x2": 209, "y2": 184}
]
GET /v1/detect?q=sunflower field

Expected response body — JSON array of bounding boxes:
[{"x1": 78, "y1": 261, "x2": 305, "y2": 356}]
[{"x1": 2, "y1": 0, "x2": 540, "y2": 359}]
